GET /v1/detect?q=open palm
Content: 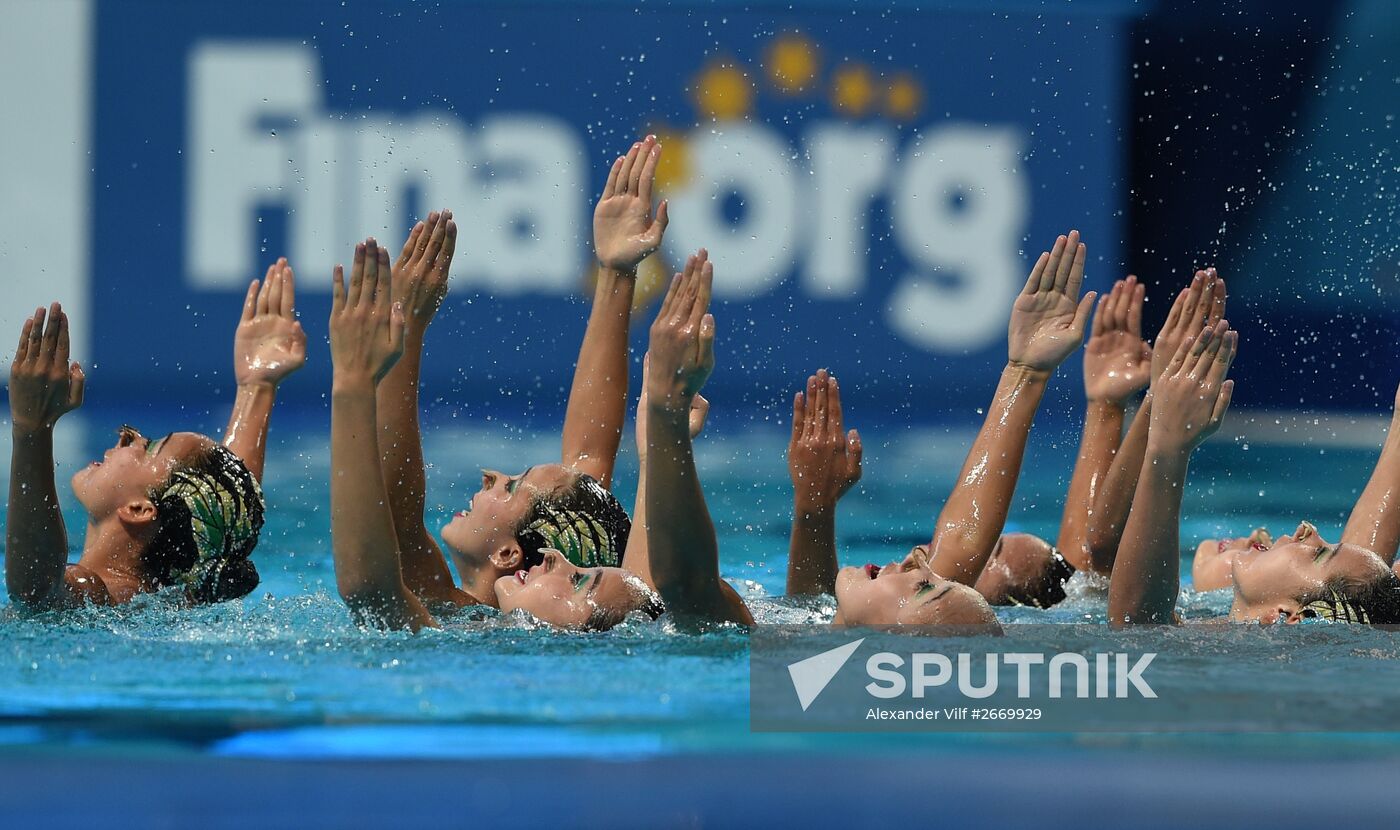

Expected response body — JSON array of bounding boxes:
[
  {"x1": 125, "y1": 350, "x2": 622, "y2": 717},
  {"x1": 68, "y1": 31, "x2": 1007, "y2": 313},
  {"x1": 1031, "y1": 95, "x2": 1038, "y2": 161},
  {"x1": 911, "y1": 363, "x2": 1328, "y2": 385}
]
[
  {"x1": 1084, "y1": 277, "x2": 1151, "y2": 403},
  {"x1": 234, "y1": 258, "x2": 307, "y2": 387},
  {"x1": 594, "y1": 136, "x2": 669, "y2": 271},
  {"x1": 1007, "y1": 231, "x2": 1096, "y2": 372}
]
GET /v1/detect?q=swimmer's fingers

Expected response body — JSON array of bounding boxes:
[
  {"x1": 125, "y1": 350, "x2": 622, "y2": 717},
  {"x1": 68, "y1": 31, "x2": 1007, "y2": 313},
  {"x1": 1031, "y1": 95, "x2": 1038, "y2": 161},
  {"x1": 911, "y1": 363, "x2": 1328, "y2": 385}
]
[
  {"x1": 1038, "y1": 235, "x2": 1067, "y2": 292},
  {"x1": 1091, "y1": 292, "x2": 1110, "y2": 338},
  {"x1": 389, "y1": 301, "x2": 406, "y2": 360},
  {"x1": 1182, "y1": 323, "x2": 1220, "y2": 377},
  {"x1": 67, "y1": 361, "x2": 85, "y2": 410},
  {"x1": 14, "y1": 314, "x2": 34, "y2": 364},
  {"x1": 655, "y1": 272, "x2": 683, "y2": 325},
  {"x1": 689, "y1": 393, "x2": 710, "y2": 438},
  {"x1": 791, "y1": 387, "x2": 806, "y2": 447},
  {"x1": 281, "y1": 261, "x2": 297, "y2": 318},
  {"x1": 616, "y1": 141, "x2": 642, "y2": 195},
  {"x1": 360, "y1": 239, "x2": 382, "y2": 310},
  {"x1": 1127, "y1": 278, "x2": 1145, "y2": 338},
  {"x1": 1181, "y1": 270, "x2": 1207, "y2": 327},
  {"x1": 1206, "y1": 270, "x2": 1227, "y2": 326},
  {"x1": 40, "y1": 303, "x2": 62, "y2": 358},
  {"x1": 423, "y1": 209, "x2": 450, "y2": 268},
  {"x1": 828, "y1": 373, "x2": 845, "y2": 438},
  {"x1": 628, "y1": 136, "x2": 653, "y2": 197},
  {"x1": 1209, "y1": 379, "x2": 1235, "y2": 428},
  {"x1": 690, "y1": 255, "x2": 714, "y2": 329},
  {"x1": 801, "y1": 374, "x2": 819, "y2": 441},
  {"x1": 256, "y1": 267, "x2": 274, "y2": 316},
  {"x1": 1160, "y1": 287, "x2": 1187, "y2": 339},
  {"x1": 1109, "y1": 279, "x2": 1129, "y2": 331},
  {"x1": 845, "y1": 429, "x2": 863, "y2": 485},
  {"x1": 638, "y1": 139, "x2": 661, "y2": 205},
  {"x1": 1189, "y1": 321, "x2": 1226, "y2": 377},
  {"x1": 698, "y1": 313, "x2": 716, "y2": 376},
  {"x1": 347, "y1": 242, "x2": 367, "y2": 308},
  {"x1": 373, "y1": 246, "x2": 393, "y2": 314},
  {"x1": 241, "y1": 279, "x2": 260, "y2": 323},
  {"x1": 814, "y1": 370, "x2": 830, "y2": 438},
  {"x1": 398, "y1": 220, "x2": 425, "y2": 270},
  {"x1": 1022, "y1": 250, "x2": 1050, "y2": 296},
  {"x1": 1069, "y1": 292, "x2": 1097, "y2": 342},
  {"x1": 267, "y1": 265, "x2": 284, "y2": 317},
  {"x1": 435, "y1": 217, "x2": 458, "y2": 285},
  {"x1": 1163, "y1": 328, "x2": 1198, "y2": 378},
  {"x1": 56, "y1": 309, "x2": 70, "y2": 364},
  {"x1": 332, "y1": 265, "x2": 346, "y2": 313},
  {"x1": 642, "y1": 199, "x2": 670, "y2": 250},
  {"x1": 602, "y1": 155, "x2": 625, "y2": 200},
  {"x1": 1059, "y1": 232, "x2": 1086, "y2": 298},
  {"x1": 417, "y1": 211, "x2": 442, "y2": 264},
  {"x1": 1204, "y1": 328, "x2": 1237, "y2": 387}
]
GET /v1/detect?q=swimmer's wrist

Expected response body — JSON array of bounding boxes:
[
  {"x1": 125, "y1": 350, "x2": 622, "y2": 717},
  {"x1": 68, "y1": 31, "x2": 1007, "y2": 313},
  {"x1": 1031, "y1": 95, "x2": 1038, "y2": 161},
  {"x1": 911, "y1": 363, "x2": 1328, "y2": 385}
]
[
  {"x1": 331, "y1": 374, "x2": 377, "y2": 396},
  {"x1": 10, "y1": 420, "x2": 55, "y2": 439},
  {"x1": 1004, "y1": 362, "x2": 1053, "y2": 384}
]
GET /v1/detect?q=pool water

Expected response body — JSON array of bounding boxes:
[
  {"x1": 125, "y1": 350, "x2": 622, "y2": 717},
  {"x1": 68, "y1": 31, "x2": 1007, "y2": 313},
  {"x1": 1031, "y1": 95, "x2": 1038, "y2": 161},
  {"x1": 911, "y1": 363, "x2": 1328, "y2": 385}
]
[{"x1": 3, "y1": 408, "x2": 1400, "y2": 766}]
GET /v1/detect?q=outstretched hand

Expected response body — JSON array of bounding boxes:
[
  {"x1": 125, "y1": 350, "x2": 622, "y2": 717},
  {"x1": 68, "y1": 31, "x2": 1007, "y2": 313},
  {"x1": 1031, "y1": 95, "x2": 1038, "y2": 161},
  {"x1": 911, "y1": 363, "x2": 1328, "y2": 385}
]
[
  {"x1": 645, "y1": 250, "x2": 715, "y2": 410},
  {"x1": 329, "y1": 239, "x2": 405, "y2": 386},
  {"x1": 234, "y1": 258, "x2": 308, "y2": 388},
  {"x1": 788, "y1": 369, "x2": 863, "y2": 511},
  {"x1": 9, "y1": 303, "x2": 84, "y2": 432},
  {"x1": 1152, "y1": 268, "x2": 1225, "y2": 389},
  {"x1": 1148, "y1": 320, "x2": 1237, "y2": 454},
  {"x1": 392, "y1": 209, "x2": 458, "y2": 333},
  {"x1": 1007, "y1": 230, "x2": 1097, "y2": 373},
  {"x1": 636, "y1": 353, "x2": 709, "y2": 458},
  {"x1": 594, "y1": 135, "x2": 669, "y2": 272},
  {"x1": 1084, "y1": 276, "x2": 1151, "y2": 403}
]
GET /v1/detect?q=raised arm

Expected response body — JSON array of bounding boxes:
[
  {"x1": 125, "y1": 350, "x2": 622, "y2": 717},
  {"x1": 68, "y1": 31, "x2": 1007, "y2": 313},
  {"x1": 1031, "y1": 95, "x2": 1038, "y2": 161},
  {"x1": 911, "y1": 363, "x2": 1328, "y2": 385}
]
[
  {"x1": 644, "y1": 251, "x2": 752, "y2": 626},
  {"x1": 562, "y1": 136, "x2": 670, "y2": 488},
  {"x1": 1085, "y1": 269, "x2": 1225, "y2": 573},
  {"x1": 1109, "y1": 321, "x2": 1236, "y2": 627},
  {"x1": 786, "y1": 370, "x2": 863, "y2": 596},
  {"x1": 622, "y1": 353, "x2": 708, "y2": 589},
  {"x1": 1341, "y1": 382, "x2": 1400, "y2": 564},
  {"x1": 1057, "y1": 278, "x2": 1150, "y2": 571},
  {"x1": 926, "y1": 231, "x2": 1096, "y2": 585},
  {"x1": 375, "y1": 210, "x2": 472, "y2": 606},
  {"x1": 225, "y1": 258, "x2": 308, "y2": 482},
  {"x1": 6, "y1": 304, "x2": 87, "y2": 608},
  {"x1": 329, "y1": 239, "x2": 435, "y2": 631}
]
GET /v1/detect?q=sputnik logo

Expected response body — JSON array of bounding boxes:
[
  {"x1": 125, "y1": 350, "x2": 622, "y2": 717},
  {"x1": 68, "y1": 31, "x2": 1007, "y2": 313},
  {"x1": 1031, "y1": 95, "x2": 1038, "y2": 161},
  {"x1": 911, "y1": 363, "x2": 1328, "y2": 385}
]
[{"x1": 787, "y1": 638, "x2": 865, "y2": 711}]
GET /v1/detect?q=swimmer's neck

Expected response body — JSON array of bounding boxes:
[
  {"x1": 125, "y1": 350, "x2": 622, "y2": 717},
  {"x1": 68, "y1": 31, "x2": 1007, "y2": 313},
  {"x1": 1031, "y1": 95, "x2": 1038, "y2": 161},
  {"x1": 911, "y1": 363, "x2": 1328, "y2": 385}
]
[
  {"x1": 455, "y1": 558, "x2": 502, "y2": 608},
  {"x1": 75, "y1": 519, "x2": 150, "y2": 602}
]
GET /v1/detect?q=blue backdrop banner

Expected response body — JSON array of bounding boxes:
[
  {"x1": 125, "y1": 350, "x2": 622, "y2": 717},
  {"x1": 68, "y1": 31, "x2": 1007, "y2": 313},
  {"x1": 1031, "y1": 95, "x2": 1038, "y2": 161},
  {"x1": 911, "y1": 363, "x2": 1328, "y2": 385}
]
[{"x1": 85, "y1": 1, "x2": 1139, "y2": 420}]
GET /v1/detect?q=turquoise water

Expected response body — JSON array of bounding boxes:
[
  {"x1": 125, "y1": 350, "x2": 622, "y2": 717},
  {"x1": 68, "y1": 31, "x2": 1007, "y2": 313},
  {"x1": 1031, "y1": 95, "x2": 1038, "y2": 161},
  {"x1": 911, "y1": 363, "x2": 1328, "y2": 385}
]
[{"x1": 3, "y1": 409, "x2": 1400, "y2": 763}]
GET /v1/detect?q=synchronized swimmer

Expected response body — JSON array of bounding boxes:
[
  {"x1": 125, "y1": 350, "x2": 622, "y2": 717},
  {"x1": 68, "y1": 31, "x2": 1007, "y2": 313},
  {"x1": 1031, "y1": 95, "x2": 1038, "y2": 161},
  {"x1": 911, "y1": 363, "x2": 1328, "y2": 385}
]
[{"x1": 7, "y1": 135, "x2": 1400, "y2": 630}]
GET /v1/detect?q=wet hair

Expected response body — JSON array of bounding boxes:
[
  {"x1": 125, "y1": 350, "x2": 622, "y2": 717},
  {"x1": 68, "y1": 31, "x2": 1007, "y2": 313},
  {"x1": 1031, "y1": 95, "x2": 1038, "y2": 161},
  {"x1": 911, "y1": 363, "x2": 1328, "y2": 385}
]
[
  {"x1": 514, "y1": 473, "x2": 631, "y2": 569},
  {"x1": 143, "y1": 443, "x2": 264, "y2": 604},
  {"x1": 585, "y1": 573, "x2": 666, "y2": 632},
  {"x1": 1298, "y1": 568, "x2": 1400, "y2": 624}
]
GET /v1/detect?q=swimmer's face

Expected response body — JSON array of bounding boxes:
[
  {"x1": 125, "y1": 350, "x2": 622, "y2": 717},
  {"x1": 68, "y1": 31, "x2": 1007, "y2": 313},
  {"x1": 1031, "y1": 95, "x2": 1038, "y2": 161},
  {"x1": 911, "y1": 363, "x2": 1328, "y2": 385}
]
[
  {"x1": 1195, "y1": 528, "x2": 1272, "y2": 562},
  {"x1": 1230, "y1": 521, "x2": 1389, "y2": 622},
  {"x1": 440, "y1": 464, "x2": 577, "y2": 568},
  {"x1": 835, "y1": 547, "x2": 1001, "y2": 628},
  {"x1": 494, "y1": 549, "x2": 651, "y2": 629},
  {"x1": 973, "y1": 533, "x2": 1070, "y2": 608},
  {"x1": 72, "y1": 427, "x2": 213, "y2": 519}
]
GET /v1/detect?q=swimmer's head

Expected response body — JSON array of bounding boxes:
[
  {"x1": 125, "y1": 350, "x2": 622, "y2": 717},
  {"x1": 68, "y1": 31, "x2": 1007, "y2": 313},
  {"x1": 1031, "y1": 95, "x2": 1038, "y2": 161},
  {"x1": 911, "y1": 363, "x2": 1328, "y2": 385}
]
[
  {"x1": 1230, "y1": 521, "x2": 1400, "y2": 624},
  {"x1": 495, "y1": 549, "x2": 663, "y2": 630},
  {"x1": 1195, "y1": 528, "x2": 1272, "y2": 562},
  {"x1": 973, "y1": 533, "x2": 1074, "y2": 608},
  {"x1": 835, "y1": 546, "x2": 1002, "y2": 631},
  {"x1": 72, "y1": 426, "x2": 262, "y2": 602},
  {"x1": 441, "y1": 465, "x2": 630, "y2": 583}
]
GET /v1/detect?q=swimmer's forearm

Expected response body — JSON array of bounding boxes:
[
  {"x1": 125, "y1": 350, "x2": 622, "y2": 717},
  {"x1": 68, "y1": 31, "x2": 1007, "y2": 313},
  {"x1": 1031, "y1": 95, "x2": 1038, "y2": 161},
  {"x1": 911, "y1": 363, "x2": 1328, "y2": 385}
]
[
  {"x1": 561, "y1": 267, "x2": 636, "y2": 489},
  {"x1": 1056, "y1": 399, "x2": 1125, "y2": 571},
  {"x1": 223, "y1": 381, "x2": 276, "y2": 482},
  {"x1": 1086, "y1": 395, "x2": 1152, "y2": 574},
  {"x1": 330, "y1": 383, "x2": 437, "y2": 631},
  {"x1": 1108, "y1": 446, "x2": 1187, "y2": 626},
  {"x1": 622, "y1": 450, "x2": 655, "y2": 588},
  {"x1": 374, "y1": 330, "x2": 457, "y2": 599},
  {"x1": 1341, "y1": 407, "x2": 1400, "y2": 563},
  {"x1": 645, "y1": 404, "x2": 751, "y2": 625},
  {"x1": 928, "y1": 363, "x2": 1048, "y2": 585},
  {"x1": 6, "y1": 425, "x2": 68, "y2": 607},
  {"x1": 787, "y1": 506, "x2": 838, "y2": 596}
]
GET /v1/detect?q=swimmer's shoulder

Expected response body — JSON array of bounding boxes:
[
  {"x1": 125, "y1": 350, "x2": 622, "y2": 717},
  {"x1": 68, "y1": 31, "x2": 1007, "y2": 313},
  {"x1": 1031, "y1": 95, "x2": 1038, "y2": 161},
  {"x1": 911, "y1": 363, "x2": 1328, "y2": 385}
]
[{"x1": 61, "y1": 564, "x2": 118, "y2": 607}]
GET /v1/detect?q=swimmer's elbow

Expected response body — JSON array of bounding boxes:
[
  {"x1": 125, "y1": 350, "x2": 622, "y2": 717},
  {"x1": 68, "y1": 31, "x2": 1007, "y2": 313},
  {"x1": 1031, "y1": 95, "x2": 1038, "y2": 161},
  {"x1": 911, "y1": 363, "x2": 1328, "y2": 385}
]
[{"x1": 1084, "y1": 534, "x2": 1118, "y2": 576}]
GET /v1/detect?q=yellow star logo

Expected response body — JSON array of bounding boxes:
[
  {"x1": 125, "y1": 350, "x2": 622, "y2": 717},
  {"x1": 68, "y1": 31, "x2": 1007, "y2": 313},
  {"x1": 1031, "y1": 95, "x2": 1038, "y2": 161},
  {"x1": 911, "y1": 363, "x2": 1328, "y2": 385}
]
[
  {"x1": 831, "y1": 63, "x2": 876, "y2": 118},
  {"x1": 885, "y1": 73, "x2": 924, "y2": 121},
  {"x1": 692, "y1": 59, "x2": 753, "y2": 121},
  {"x1": 767, "y1": 34, "x2": 819, "y2": 94}
]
